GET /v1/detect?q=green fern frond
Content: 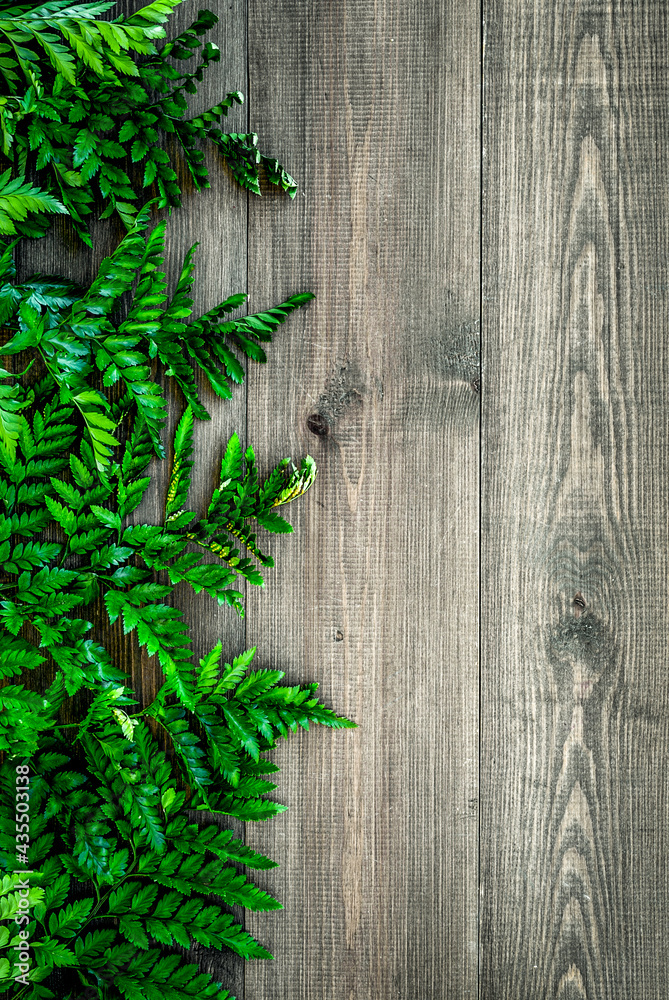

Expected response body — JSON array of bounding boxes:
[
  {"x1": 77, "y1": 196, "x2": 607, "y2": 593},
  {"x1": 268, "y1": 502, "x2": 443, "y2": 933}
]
[
  {"x1": 0, "y1": 167, "x2": 66, "y2": 236},
  {"x1": 0, "y1": 5, "x2": 299, "y2": 239},
  {"x1": 0, "y1": 0, "x2": 182, "y2": 97},
  {"x1": 0, "y1": 8, "x2": 355, "y2": 999},
  {"x1": 165, "y1": 405, "x2": 193, "y2": 522}
]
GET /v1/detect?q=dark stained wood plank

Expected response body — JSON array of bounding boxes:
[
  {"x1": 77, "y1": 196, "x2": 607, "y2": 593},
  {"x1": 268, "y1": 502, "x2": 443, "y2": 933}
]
[
  {"x1": 245, "y1": 2, "x2": 480, "y2": 997},
  {"x1": 481, "y1": 2, "x2": 669, "y2": 997},
  {"x1": 158, "y1": 0, "x2": 249, "y2": 676},
  {"x1": 153, "y1": 5, "x2": 250, "y2": 996}
]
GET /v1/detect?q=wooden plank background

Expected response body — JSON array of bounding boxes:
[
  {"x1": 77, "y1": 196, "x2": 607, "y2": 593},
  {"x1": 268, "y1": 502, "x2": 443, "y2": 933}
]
[
  {"x1": 481, "y1": 2, "x2": 669, "y2": 998},
  {"x1": 15, "y1": 0, "x2": 669, "y2": 996},
  {"x1": 244, "y1": 1, "x2": 479, "y2": 998}
]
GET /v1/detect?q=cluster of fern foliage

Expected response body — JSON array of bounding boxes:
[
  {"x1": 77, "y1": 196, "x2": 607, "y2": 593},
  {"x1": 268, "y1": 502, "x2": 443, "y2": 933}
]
[
  {"x1": 0, "y1": 2, "x2": 353, "y2": 997},
  {"x1": 0, "y1": 0, "x2": 297, "y2": 242}
]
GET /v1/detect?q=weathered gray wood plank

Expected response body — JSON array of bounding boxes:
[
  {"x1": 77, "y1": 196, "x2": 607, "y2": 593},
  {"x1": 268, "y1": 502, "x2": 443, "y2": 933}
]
[
  {"x1": 481, "y1": 2, "x2": 669, "y2": 997},
  {"x1": 245, "y1": 1, "x2": 480, "y2": 997}
]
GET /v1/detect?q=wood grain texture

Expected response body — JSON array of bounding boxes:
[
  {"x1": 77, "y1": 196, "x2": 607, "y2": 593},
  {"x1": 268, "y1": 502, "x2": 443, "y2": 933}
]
[
  {"x1": 18, "y1": 1, "x2": 669, "y2": 995},
  {"x1": 244, "y1": 1, "x2": 480, "y2": 998},
  {"x1": 481, "y1": 2, "x2": 669, "y2": 997}
]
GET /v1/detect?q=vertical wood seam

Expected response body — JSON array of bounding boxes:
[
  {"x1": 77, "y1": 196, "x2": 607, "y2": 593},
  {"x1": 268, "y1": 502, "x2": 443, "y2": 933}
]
[
  {"x1": 478, "y1": 2, "x2": 484, "y2": 999},
  {"x1": 244, "y1": 3, "x2": 249, "y2": 999}
]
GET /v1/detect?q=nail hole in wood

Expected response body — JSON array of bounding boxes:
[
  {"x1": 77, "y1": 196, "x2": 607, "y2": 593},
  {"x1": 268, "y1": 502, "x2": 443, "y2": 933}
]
[{"x1": 573, "y1": 594, "x2": 586, "y2": 619}]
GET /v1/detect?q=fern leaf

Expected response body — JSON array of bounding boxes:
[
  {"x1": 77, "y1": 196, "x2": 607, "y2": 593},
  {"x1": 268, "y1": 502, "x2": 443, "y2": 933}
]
[
  {"x1": 127, "y1": 0, "x2": 183, "y2": 27},
  {"x1": 0, "y1": 167, "x2": 66, "y2": 235},
  {"x1": 48, "y1": 897, "x2": 93, "y2": 938},
  {"x1": 165, "y1": 405, "x2": 193, "y2": 522}
]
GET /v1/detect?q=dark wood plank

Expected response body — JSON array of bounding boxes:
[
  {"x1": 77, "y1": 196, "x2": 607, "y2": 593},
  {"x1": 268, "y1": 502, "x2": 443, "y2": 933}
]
[
  {"x1": 481, "y1": 2, "x2": 669, "y2": 997},
  {"x1": 245, "y1": 2, "x2": 480, "y2": 997},
  {"x1": 155, "y1": 5, "x2": 250, "y2": 996},
  {"x1": 158, "y1": 0, "x2": 249, "y2": 678}
]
